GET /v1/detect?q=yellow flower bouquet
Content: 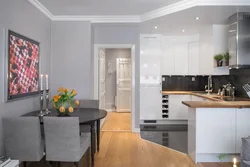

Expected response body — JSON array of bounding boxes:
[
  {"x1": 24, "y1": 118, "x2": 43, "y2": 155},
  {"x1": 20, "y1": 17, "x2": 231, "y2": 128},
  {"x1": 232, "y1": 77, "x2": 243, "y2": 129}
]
[{"x1": 52, "y1": 87, "x2": 80, "y2": 116}]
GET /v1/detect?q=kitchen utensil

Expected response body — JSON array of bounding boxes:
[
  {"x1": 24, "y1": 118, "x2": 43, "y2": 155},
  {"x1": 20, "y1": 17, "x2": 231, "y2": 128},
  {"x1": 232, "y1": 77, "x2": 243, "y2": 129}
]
[{"x1": 243, "y1": 83, "x2": 250, "y2": 98}]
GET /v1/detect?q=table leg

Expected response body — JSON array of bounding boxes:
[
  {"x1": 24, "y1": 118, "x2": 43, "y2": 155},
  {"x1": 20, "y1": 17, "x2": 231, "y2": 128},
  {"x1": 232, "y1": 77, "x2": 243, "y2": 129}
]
[
  {"x1": 90, "y1": 124, "x2": 95, "y2": 167},
  {"x1": 96, "y1": 120, "x2": 100, "y2": 152}
]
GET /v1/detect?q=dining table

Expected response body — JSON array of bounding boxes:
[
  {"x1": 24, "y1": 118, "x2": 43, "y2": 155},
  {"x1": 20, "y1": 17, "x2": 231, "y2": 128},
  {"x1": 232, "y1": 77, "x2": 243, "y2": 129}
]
[{"x1": 22, "y1": 108, "x2": 107, "y2": 167}]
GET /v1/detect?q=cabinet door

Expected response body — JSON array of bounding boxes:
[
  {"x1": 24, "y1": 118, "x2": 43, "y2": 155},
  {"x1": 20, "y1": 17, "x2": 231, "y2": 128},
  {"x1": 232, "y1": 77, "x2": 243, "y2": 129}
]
[
  {"x1": 188, "y1": 42, "x2": 199, "y2": 75},
  {"x1": 174, "y1": 41, "x2": 188, "y2": 75},
  {"x1": 140, "y1": 34, "x2": 162, "y2": 84},
  {"x1": 140, "y1": 86, "x2": 162, "y2": 120},
  {"x1": 196, "y1": 108, "x2": 236, "y2": 153},
  {"x1": 236, "y1": 108, "x2": 250, "y2": 153},
  {"x1": 162, "y1": 37, "x2": 175, "y2": 75},
  {"x1": 169, "y1": 95, "x2": 190, "y2": 120}
]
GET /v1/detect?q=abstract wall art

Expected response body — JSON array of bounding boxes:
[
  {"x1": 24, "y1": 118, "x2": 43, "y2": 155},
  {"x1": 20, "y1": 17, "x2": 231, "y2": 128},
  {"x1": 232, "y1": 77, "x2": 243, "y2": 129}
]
[{"x1": 7, "y1": 30, "x2": 40, "y2": 101}]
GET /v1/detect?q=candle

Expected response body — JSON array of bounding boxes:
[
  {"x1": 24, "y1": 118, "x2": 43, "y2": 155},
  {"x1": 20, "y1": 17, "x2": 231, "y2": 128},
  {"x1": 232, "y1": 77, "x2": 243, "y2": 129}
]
[
  {"x1": 45, "y1": 75, "x2": 49, "y2": 90},
  {"x1": 233, "y1": 158, "x2": 237, "y2": 167},
  {"x1": 40, "y1": 74, "x2": 43, "y2": 90}
]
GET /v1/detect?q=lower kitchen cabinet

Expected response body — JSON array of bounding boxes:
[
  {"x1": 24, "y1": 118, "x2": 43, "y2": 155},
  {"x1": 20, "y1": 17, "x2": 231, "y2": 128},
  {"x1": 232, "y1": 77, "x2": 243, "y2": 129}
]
[
  {"x1": 168, "y1": 95, "x2": 190, "y2": 120},
  {"x1": 140, "y1": 86, "x2": 162, "y2": 120}
]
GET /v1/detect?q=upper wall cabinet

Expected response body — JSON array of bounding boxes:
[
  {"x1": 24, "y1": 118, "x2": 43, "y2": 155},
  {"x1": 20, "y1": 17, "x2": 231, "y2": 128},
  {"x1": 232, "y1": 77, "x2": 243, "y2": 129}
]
[{"x1": 162, "y1": 35, "x2": 199, "y2": 75}]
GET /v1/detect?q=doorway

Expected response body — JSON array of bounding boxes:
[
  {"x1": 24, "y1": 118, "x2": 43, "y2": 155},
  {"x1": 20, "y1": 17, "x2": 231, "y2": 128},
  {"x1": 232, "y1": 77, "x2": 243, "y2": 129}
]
[{"x1": 98, "y1": 48, "x2": 132, "y2": 132}]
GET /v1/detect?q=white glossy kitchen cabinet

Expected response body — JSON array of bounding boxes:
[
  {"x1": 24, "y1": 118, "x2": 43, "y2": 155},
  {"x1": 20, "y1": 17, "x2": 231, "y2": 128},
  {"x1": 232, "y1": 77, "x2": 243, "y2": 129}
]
[
  {"x1": 196, "y1": 108, "x2": 236, "y2": 154},
  {"x1": 161, "y1": 35, "x2": 199, "y2": 75},
  {"x1": 188, "y1": 42, "x2": 200, "y2": 75},
  {"x1": 140, "y1": 34, "x2": 162, "y2": 120},
  {"x1": 140, "y1": 85, "x2": 162, "y2": 120},
  {"x1": 169, "y1": 95, "x2": 190, "y2": 120}
]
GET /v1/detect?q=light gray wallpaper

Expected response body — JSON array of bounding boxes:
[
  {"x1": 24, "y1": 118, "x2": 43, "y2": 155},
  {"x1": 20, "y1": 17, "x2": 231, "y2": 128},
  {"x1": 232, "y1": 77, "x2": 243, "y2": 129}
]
[
  {"x1": 93, "y1": 23, "x2": 140, "y2": 129},
  {"x1": 0, "y1": 0, "x2": 51, "y2": 154},
  {"x1": 105, "y1": 49, "x2": 131, "y2": 109},
  {"x1": 51, "y1": 21, "x2": 92, "y2": 99}
]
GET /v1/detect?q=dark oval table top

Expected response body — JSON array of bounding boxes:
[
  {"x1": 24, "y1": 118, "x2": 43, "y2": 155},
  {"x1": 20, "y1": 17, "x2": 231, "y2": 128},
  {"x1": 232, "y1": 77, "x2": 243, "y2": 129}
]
[{"x1": 22, "y1": 108, "x2": 107, "y2": 124}]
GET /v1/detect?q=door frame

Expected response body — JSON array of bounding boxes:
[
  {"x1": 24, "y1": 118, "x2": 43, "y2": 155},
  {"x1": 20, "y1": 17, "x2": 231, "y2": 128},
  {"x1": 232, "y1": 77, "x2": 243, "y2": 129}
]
[{"x1": 94, "y1": 44, "x2": 136, "y2": 132}]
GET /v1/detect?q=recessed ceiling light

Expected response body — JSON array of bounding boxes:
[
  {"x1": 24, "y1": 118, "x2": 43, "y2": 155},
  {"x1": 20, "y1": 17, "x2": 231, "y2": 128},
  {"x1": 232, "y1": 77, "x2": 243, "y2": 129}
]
[
  {"x1": 195, "y1": 17, "x2": 199, "y2": 20},
  {"x1": 140, "y1": 50, "x2": 144, "y2": 54},
  {"x1": 182, "y1": 29, "x2": 185, "y2": 32},
  {"x1": 155, "y1": 26, "x2": 158, "y2": 29}
]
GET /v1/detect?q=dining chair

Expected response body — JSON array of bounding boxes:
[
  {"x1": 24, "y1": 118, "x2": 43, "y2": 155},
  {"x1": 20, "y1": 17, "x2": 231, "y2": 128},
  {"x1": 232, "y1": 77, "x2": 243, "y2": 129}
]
[
  {"x1": 2, "y1": 117, "x2": 44, "y2": 167},
  {"x1": 43, "y1": 117, "x2": 90, "y2": 167}
]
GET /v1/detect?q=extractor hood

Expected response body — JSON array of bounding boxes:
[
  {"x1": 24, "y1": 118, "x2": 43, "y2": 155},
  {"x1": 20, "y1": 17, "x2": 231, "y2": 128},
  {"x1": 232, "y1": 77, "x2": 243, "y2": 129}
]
[{"x1": 228, "y1": 12, "x2": 250, "y2": 70}]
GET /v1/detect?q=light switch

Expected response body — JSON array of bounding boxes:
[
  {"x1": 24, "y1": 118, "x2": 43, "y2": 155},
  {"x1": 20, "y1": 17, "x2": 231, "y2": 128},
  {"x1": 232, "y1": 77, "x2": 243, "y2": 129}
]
[
  {"x1": 192, "y1": 77, "x2": 195, "y2": 81},
  {"x1": 162, "y1": 77, "x2": 165, "y2": 81}
]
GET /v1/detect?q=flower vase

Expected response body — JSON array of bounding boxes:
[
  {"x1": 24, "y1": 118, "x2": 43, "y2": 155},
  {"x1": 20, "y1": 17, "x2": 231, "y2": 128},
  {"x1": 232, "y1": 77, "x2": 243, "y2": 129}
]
[{"x1": 57, "y1": 101, "x2": 71, "y2": 116}]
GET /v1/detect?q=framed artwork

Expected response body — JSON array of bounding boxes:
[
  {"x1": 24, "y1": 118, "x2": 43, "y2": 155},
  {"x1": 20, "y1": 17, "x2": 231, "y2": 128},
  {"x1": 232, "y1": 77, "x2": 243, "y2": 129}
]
[{"x1": 6, "y1": 30, "x2": 40, "y2": 101}]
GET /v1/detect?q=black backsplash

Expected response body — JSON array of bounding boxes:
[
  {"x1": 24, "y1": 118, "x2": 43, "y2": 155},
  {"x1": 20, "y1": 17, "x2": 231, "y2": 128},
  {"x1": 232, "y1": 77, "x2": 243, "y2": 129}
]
[{"x1": 162, "y1": 75, "x2": 250, "y2": 98}]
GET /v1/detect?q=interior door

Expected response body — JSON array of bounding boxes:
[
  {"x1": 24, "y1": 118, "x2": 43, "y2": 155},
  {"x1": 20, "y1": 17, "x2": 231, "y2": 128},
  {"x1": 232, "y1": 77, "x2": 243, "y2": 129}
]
[
  {"x1": 116, "y1": 58, "x2": 131, "y2": 112},
  {"x1": 99, "y1": 49, "x2": 106, "y2": 110}
]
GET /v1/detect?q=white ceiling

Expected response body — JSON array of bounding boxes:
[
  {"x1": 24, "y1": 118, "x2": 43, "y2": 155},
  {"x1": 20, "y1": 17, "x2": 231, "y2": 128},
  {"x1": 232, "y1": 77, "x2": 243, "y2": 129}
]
[
  {"x1": 37, "y1": 0, "x2": 182, "y2": 15},
  {"x1": 140, "y1": 6, "x2": 250, "y2": 35}
]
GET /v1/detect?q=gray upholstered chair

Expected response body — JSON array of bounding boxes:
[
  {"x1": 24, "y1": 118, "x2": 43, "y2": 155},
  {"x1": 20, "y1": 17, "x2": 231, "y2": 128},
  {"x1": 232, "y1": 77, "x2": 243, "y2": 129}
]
[
  {"x1": 2, "y1": 117, "x2": 44, "y2": 167},
  {"x1": 43, "y1": 117, "x2": 90, "y2": 167}
]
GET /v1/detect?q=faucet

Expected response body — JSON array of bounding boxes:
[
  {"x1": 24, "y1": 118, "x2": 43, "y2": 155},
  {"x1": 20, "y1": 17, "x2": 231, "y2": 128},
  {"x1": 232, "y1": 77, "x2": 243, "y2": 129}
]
[{"x1": 205, "y1": 75, "x2": 213, "y2": 95}]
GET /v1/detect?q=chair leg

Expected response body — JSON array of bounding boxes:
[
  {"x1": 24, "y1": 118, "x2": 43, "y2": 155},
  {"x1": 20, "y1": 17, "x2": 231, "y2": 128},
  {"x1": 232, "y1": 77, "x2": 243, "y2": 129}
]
[
  {"x1": 23, "y1": 161, "x2": 27, "y2": 167},
  {"x1": 74, "y1": 162, "x2": 79, "y2": 167}
]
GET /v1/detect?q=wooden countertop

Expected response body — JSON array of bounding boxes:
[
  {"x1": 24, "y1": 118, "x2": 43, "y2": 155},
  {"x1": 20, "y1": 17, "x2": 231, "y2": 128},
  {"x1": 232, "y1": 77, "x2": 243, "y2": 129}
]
[{"x1": 162, "y1": 91, "x2": 250, "y2": 108}]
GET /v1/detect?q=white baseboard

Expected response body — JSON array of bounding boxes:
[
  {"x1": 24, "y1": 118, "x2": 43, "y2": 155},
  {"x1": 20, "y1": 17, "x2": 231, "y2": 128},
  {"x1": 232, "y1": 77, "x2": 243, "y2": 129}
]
[
  {"x1": 132, "y1": 127, "x2": 140, "y2": 133},
  {"x1": 105, "y1": 109, "x2": 116, "y2": 112}
]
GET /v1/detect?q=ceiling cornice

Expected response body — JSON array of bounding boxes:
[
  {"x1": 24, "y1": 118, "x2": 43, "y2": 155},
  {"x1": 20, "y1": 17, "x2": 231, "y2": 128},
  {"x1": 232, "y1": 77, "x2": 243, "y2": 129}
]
[
  {"x1": 52, "y1": 15, "x2": 141, "y2": 23},
  {"x1": 28, "y1": 0, "x2": 53, "y2": 19},
  {"x1": 28, "y1": 0, "x2": 250, "y2": 23},
  {"x1": 141, "y1": 0, "x2": 250, "y2": 22}
]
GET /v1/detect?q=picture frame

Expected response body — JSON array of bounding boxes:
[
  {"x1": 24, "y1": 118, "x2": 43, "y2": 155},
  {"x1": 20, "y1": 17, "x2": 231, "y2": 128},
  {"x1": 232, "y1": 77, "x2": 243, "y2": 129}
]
[{"x1": 5, "y1": 30, "x2": 40, "y2": 101}]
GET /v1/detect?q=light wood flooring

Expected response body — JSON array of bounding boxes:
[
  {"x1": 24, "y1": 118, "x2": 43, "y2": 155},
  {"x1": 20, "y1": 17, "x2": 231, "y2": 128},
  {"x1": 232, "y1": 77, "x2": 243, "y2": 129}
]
[
  {"x1": 97, "y1": 112, "x2": 234, "y2": 167},
  {"x1": 101, "y1": 112, "x2": 131, "y2": 132}
]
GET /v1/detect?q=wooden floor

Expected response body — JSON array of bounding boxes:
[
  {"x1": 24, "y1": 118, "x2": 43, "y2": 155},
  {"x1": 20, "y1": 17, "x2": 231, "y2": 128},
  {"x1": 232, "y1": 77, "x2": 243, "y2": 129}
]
[{"x1": 101, "y1": 112, "x2": 131, "y2": 132}]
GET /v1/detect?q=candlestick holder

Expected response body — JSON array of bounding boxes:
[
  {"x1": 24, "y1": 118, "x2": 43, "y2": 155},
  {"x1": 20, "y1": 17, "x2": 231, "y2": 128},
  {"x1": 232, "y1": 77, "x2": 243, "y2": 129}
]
[
  {"x1": 45, "y1": 89, "x2": 51, "y2": 114},
  {"x1": 37, "y1": 90, "x2": 45, "y2": 116}
]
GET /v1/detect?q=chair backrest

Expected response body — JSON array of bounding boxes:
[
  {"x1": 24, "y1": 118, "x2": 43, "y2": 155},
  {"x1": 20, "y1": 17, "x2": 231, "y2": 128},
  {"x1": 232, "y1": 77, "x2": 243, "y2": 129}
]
[
  {"x1": 2, "y1": 117, "x2": 44, "y2": 161},
  {"x1": 78, "y1": 99, "x2": 99, "y2": 109},
  {"x1": 43, "y1": 117, "x2": 81, "y2": 162}
]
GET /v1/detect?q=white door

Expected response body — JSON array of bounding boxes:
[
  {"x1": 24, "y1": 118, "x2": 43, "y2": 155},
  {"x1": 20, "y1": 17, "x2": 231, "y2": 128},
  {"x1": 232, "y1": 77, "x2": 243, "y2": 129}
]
[
  {"x1": 116, "y1": 58, "x2": 131, "y2": 112},
  {"x1": 99, "y1": 49, "x2": 106, "y2": 110}
]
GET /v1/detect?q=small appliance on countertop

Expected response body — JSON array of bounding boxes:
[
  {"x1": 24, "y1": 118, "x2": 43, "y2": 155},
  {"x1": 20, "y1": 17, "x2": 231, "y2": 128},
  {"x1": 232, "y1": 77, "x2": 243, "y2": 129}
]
[{"x1": 0, "y1": 156, "x2": 11, "y2": 167}]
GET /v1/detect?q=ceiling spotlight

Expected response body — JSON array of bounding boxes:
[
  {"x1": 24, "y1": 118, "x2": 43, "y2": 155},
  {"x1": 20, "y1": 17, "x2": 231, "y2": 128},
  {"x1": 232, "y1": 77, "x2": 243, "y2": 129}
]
[
  {"x1": 155, "y1": 26, "x2": 158, "y2": 29},
  {"x1": 140, "y1": 50, "x2": 144, "y2": 54},
  {"x1": 182, "y1": 29, "x2": 185, "y2": 32},
  {"x1": 195, "y1": 17, "x2": 199, "y2": 20}
]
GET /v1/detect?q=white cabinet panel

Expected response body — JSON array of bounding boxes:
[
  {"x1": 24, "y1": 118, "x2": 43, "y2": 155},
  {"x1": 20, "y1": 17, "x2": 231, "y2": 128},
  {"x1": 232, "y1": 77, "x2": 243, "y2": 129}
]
[
  {"x1": 174, "y1": 41, "x2": 189, "y2": 75},
  {"x1": 196, "y1": 108, "x2": 236, "y2": 153},
  {"x1": 236, "y1": 108, "x2": 250, "y2": 153},
  {"x1": 162, "y1": 38, "x2": 175, "y2": 75},
  {"x1": 188, "y1": 42, "x2": 200, "y2": 75},
  {"x1": 169, "y1": 95, "x2": 190, "y2": 120},
  {"x1": 140, "y1": 86, "x2": 162, "y2": 120}
]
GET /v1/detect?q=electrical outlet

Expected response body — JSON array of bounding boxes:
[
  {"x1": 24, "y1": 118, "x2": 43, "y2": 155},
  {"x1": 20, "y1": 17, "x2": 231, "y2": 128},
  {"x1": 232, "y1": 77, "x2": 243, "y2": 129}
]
[
  {"x1": 162, "y1": 77, "x2": 165, "y2": 81},
  {"x1": 192, "y1": 77, "x2": 195, "y2": 81}
]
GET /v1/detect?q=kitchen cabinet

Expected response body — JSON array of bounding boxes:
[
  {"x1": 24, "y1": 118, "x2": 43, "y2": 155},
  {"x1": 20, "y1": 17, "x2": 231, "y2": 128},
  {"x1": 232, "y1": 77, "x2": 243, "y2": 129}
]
[
  {"x1": 140, "y1": 34, "x2": 162, "y2": 120},
  {"x1": 161, "y1": 35, "x2": 199, "y2": 75},
  {"x1": 169, "y1": 95, "x2": 190, "y2": 120},
  {"x1": 188, "y1": 42, "x2": 200, "y2": 75}
]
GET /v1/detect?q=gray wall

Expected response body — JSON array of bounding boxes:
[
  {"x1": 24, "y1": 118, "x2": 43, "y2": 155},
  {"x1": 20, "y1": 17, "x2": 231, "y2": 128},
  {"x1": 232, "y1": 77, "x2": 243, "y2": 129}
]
[
  {"x1": 105, "y1": 49, "x2": 131, "y2": 109},
  {"x1": 0, "y1": 0, "x2": 51, "y2": 155},
  {"x1": 51, "y1": 21, "x2": 92, "y2": 99},
  {"x1": 93, "y1": 23, "x2": 140, "y2": 128}
]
